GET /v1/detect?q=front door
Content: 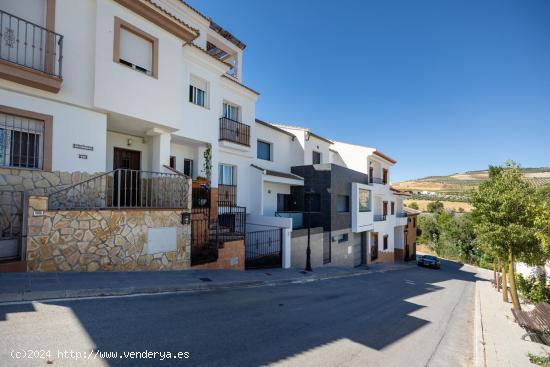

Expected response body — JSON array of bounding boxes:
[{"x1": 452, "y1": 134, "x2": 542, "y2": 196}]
[
  {"x1": 113, "y1": 148, "x2": 141, "y2": 207},
  {"x1": 371, "y1": 233, "x2": 378, "y2": 261},
  {"x1": 361, "y1": 232, "x2": 368, "y2": 265}
]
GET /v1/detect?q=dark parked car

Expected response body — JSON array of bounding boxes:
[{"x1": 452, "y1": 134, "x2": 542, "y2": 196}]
[{"x1": 417, "y1": 255, "x2": 441, "y2": 269}]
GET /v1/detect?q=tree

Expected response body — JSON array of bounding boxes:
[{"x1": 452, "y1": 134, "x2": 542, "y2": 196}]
[
  {"x1": 418, "y1": 214, "x2": 439, "y2": 246},
  {"x1": 408, "y1": 202, "x2": 419, "y2": 210},
  {"x1": 427, "y1": 200, "x2": 444, "y2": 213},
  {"x1": 471, "y1": 162, "x2": 543, "y2": 310}
]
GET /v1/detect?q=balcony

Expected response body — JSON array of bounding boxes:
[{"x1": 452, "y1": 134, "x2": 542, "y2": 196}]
[
  {"x1": 396, "y1": 212, "x2": 408, "y2": 218},
  {"x1": 275, "y1": 211, "x2": 304, "y2": 229},
  {"x1": 219, "y1": 117, "x2": 250, "y2": 146},
  {"x1": 374, "y1": 214, "x2": 387, "y2": 222},
  {"x1": 0, "y1": 9, "x2": 63, "y2": 92},
  {"x1": 370, "y1": 177, "x2": 386, "y2": 185}
]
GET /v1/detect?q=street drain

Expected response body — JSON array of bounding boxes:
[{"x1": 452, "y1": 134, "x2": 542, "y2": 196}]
[{"x1": 199, "y1": 277, "x2": 213, "y2": 282}]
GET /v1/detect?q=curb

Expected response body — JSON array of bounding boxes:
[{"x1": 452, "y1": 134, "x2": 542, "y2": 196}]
[
  {"x1": 474, "y1": 280, "x2": 487, "y2": 367},
  {"x1": 0, "y1": 265, "x2": 413, "y2": 304}
]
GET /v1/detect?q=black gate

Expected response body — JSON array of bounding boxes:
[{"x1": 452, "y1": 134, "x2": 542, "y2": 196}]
[
  {"x1": 245, "y1": 228, "x2": 282, "y2": 269},
  {"x1": 191, "y1": 185, "x2": 217, "y2": 265},
  {"x1": 0, "y1": 190, "x2": 25, "y2": 262}
]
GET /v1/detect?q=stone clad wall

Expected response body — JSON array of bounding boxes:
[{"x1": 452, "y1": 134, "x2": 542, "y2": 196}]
[
  {"x1": 0, "y1": 168, "x2": 101, "y2": 195},
  {"x1": 26, "y1": 196, "x2": 192, "y2": 272}
]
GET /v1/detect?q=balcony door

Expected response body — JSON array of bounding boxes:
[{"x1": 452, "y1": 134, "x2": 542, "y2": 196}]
[{"x1": 113, "y1": 148, "x2": 141, "y2": 207}]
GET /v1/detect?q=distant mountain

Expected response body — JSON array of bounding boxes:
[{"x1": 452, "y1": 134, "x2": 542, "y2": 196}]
[{"x1": 394, "y1": 167, "x2": 550, "y2": 193}]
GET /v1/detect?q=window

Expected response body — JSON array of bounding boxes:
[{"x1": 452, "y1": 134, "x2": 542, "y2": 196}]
[
  {"x1": 219, "y1": 164, "x2": 236, "y2": 185},
  {"x1": 0, "y1": 111, "x2": 47, "y2": 170},
  {"x1": 336, "y1": 195, "x2": 349, "y2": 213},
  {"x1": 312, "y1": 151, "x2": 321, "y2": 164},
  {"x1": 189, "y1": 76, "x2": 208, "y2": 107},
  {"x1": 114, "y1": 17, "x2": 158, "y2": 78},
  {"x1": 383, "y1": 201, "x2": 388, "y2": 216},
  {"x1": 184, "y1": 159, "x2": 193, "y2": 177},
  {"x1": 382, "y1": 168, "x2": 388, "y2": 184},
  {"x1": 335, "y1": 233, "x2": 349, "y2": 243},
  {"x1": 391, "y1": 202, "x2": 395, "y2": 215},
  {"x1": 223, "y1": 103, "x2": 239, "y2": 121},
  {"x1": 169, "y1": 156, "x2": 176, "y2": 169},
  {"x1": 277, "y1": 194, "x2": 291, "y2": 211},
  {"x1": 383, "y1": 235, "x2": 388, "y2": 250},
  {"x1": 413, "y1": 217, "x2": 416, "y2": 228},
  {"x1": 257, "y1": 140, "x2": 272, "y2": 161},
  {"x1": 359, "y1": 189, "x2": 370, "y2": 212}
]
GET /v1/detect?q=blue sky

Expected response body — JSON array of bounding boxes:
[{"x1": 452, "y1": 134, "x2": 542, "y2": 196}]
[{"x1": 188, "y1": 0, "x2": 550, "y2": 182}]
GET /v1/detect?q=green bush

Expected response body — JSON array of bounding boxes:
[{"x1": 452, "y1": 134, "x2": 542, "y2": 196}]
[
  {"x1": 408, "y1": 202, "x2": 419, "y2": 210},
  {"x1": 516, "y1": 273, "x2": 550, "y2": 304},
  {"x1": 427, "y1": 200, "x2": 444, "y2": 213}
]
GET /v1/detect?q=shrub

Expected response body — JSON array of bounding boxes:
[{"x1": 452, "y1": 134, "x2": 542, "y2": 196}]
[
  {"x1": 427, "y1": 200, "x2": 444, "y2": 213},
  {"x1": 408, "y1": 202, "x2": 419, "y2": 210},
  {"x1": 516, "y1": 273, "x2": 550, "y2": 304}
]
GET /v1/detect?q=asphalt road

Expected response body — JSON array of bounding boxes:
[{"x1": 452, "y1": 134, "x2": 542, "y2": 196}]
[{"x1": 0, "y1": 260, "x2": 480, "y2": 367}]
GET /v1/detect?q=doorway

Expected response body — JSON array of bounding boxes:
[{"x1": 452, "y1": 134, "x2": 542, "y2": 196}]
[{"x1": 113, "y1": 148, "x2": 141, "y2": 207}]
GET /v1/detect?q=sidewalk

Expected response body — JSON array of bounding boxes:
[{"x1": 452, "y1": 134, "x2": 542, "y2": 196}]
[
  {"x1": 0, "y1": 262, "x2": 413, "y2": 303},
  {"x1": 476, "y1": 275, "x2": 550, "y2": 367}
]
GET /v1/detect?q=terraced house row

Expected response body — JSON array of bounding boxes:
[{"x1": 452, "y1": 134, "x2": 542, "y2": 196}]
[{"x1": 0, "y1": 0, "x2": 419, "y2": 273}]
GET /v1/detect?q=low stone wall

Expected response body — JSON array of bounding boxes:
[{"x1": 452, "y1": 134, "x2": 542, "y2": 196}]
[
  {"x1": 373, "y1": 250, "x2": 395, "y2": 264},
  {"x1": 192, "y1": 240, "x2": 245, "y2": 271},
  {"x1": 26, "y1": 196, "x2": 191, "y2": 272},
  {"x1": 395, "y1": 248, "x2": 404, "y2": 262},
  {"x1": 0, "y1": 168, "x2": 100, "y2": 195}
]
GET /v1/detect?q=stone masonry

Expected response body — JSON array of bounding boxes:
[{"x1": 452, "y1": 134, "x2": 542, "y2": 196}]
[{"x1": 26, "y1": 196, "x2": 192, "y2": 272}]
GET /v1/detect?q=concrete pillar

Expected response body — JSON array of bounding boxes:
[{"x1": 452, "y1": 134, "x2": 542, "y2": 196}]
[
  {"x1": 148, "y1": 129, "x2": 171, "y2": 172},
  {"x1": 282, "y1": 227, "x2": 292, "y2": 269}
]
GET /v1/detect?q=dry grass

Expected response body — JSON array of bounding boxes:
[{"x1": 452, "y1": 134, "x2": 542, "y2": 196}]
[
  {"x1": 404, "y1": 199, "x2": 473, "y2": 213},
  {"x1": 417, "y1": 244, "x2": 437, "y2": 256}
]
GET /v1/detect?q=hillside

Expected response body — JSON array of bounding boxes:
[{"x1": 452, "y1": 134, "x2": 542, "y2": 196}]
[{"x1": 394, "y1": 167, "x2": 550, "y2": 194}]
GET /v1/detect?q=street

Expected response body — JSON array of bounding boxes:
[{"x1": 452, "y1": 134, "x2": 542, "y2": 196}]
[{"x1": 0, "y1": 260, "x2": 480, "y2": 367}]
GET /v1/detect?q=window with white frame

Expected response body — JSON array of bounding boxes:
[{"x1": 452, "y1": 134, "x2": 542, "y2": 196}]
[
  {"x1": 218, "y1": 164, "x2": 236, "y2": 185},
  {"x1": 223, "y1": 102, "x2": 240, "y2": 121},
  {"x1": 359, "y1": 189, "x2": 370, "y2": 212},
  {"x1": 0, "y1": 112, "x2": 44, "y2": 169},
  {"x1": 312, "y1": 151, "x2": 321, "y2": 164},
  {"x1": 189, "y1": 75, "x2": 208, "y2": 107},
  {"x1": 257, "y1": 140, "x2": 272, "y2": 161}
]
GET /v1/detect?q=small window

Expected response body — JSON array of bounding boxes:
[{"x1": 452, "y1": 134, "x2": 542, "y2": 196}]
[
  {"x1": 413, "y1": 217, "x2": 416, "y2": 228},
  {"x1": 335, "y1": 233, "x2": 348, "y2": 243},
  {"x1": 277, "y1": 193, "x2": 291, "y2": 211},
  {"x1": 382, "y1": 168, "x2": 388, "y2": 184},
  {"x1": 359, "y1": 189, "x2": 370, "y2": 212},
  {"x1": 114, "y1": 17, "x2": 158, "y2": 78},
  {"x1": 257, "y1": 140, "x2": 272, "y2": 161},
  {"x1": 189, "y1": 76, "x2": 208, "y2": 108},
  {"x1": 219, "y1": 164, "x2": 236, "y2": 185},
  {"x1": 184, "y1": 159, "x2": 193, "y2": 177},
  {"x1": 0, "y1": 112, "x2": 45, "y2": 169},
  {"x1": 169, "y1": 156, "x2": 176, "y2": 169},
  {"x1": 336, "y1": 195, "x2": 349, "y2": 213},
  {"x1": 312, "y1": 151, "x2": 321, "y2": 164},
  {"x1": 391, "y1": 202, "x2": 395, "y2": 215},
  {"x1": 223, "y1": 103, "x2": 240, "y2": 121},
  {"x1": 383, "y1": 235, "x2": 388, "y2": 250}
]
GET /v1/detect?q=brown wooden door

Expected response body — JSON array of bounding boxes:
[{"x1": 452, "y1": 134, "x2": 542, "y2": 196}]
[
  {"x1": 371, "y1": 233, "x2": 378, "y2": 261},
  {"x1": 113, "y1": 148, "x2": 141, "y2": 207},
  {"x1": 383, "y1": 201, "x2": 388, "y2": 217}
]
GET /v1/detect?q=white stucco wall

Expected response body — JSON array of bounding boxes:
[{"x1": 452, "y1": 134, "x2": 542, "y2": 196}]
[{"x1": 0, "y1": 89, "x2": 106, "y2": 172}]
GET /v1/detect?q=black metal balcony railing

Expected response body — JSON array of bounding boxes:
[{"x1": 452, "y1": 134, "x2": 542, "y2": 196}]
[
  {"x1": 396, "y1": 212, "x2": 408, "y2": 218},
  {"x1": 370, "y1": 177, "x2": 385, "y2": 185},
  {"x1": 48, "y1": 169, "x2": 189, "y2": 210},
  {"x1": 0, "y1": 9, "x2": 63, "y2": 78},
  {"x1": 374, "y1": 214, "x2": 387, "y2": 222},
  {"x1": 219, "y1": 117, "x2": 250, "y2": 146}
]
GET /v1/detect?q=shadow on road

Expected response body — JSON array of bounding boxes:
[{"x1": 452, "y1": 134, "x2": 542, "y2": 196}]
[{"x1": 1, "y1": 259, "x2": 485, "y2": 366}]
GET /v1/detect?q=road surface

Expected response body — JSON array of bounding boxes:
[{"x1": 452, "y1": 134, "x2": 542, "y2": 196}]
[{"x1": 0, "y1": 260, "x2": 480, "y2": 366}]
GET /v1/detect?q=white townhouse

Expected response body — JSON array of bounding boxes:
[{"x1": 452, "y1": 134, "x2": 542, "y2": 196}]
[
  {"x1": 0, "y1": 0, "x2": 415, "y2": 272},
  {"x1": 0, "y1": 0, "x2": 258, "y2": 199}
]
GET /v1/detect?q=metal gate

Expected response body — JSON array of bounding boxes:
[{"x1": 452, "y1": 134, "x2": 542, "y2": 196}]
[
  {"x1": 0, "y1": 190, "x2": 25, "y2": 262},
  {"x1": 191, "y1": 185, "x2": 217, "y2": 265},
  {"x1": 245, "y1": 228, "x2": 282, "y2": 269}
]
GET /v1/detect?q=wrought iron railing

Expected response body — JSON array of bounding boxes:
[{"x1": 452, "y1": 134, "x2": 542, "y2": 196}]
[
  {"x1": 374, "y1": 214, "x2": 387, "y2": 222},
  {"x1": 218, "y1": 184, "x2": 237, "y2": 206},
  {"x1": 370, "y1": 177, "x2": 385, "y2": 185},
  {"x1": 0, "y1": 9, "x2": 63, "y2": 77},
  {"x1": 48, "y1": 169, "x2": 189, "y2": 210},
  {"x1": 245, "y1": 227, "x2": 282, "y2": 269},
  {"x1": 396, "y1": 212, "x2": 408, "y2": 218},
  {"x1": 275, "y1": 211, "x2": 304, "y2": 229},
  {"x1": 219, "y1": 117, "x2": 250, "y2": 146},
  {"x1": 216, "y1": 204, "x2": 246, "y2": 242}
]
